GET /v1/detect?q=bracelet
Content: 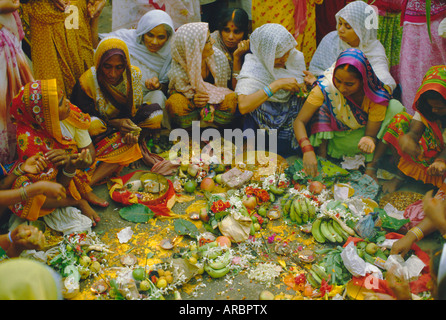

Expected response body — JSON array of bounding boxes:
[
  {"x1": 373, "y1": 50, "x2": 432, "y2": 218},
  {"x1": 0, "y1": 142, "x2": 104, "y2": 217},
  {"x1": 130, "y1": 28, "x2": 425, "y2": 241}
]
[
  {"x1": 19, "y1": 186, "x2": 28, "y2": 202},
  {"x1": 263, "y1": 85, "x2": 274, "y2": 98},
  {"x1": 301, "y1": 144, "x2": 315, "y2": 154},
  {"x1": 232, "y1": 71, "x2": 239, "y2": 78},
  {"x1": 409, "y1": 226, "x2": 424, "y2": 241},
  {"x1": 298, "y1": 137, "x2": 310, "y2": 146},
  {"x1": 12, "y1": 163, "x2": 25, "y2": 177},
  {"x1": 62, "y1": 168, "x2": 76, "y2": 178},
  {"x1": 8, "y1": 231, "x2": 13, "y2": 244}
]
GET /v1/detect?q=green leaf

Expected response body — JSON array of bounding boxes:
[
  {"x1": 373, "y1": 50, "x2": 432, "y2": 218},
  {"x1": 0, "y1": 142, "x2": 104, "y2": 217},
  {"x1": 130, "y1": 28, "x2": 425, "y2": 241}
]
[
  {"x1": 174, "y1": 218, "x2": 199, "y2": 238},
  {"x1": 119, "y1": 203, "x2": 155, "y2": 223},
  {"x1": 426, "y1": 0, "x2": 432, "y2": 43}
]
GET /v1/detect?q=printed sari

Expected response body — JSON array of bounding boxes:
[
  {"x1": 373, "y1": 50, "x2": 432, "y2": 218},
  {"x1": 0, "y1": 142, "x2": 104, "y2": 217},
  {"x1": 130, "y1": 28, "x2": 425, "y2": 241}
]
[
  {"x1": 10, "y1": 79, "x2": 92, "y2": 220},
  {"x1": 72, "y1": 37, "x2": 163, "y2": 166},
  {"x1": 383, "y1": 65, "x2": 446, "y2": 188},
  {"x1": 309, "y1": 48, "x2": 402, "y2": 160}
]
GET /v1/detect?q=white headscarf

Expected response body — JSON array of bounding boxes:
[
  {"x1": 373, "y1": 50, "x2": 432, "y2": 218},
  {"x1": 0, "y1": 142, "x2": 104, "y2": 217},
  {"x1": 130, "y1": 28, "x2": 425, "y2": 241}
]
[
  {"x1": 100, "y1": 9, "x2": 175, "y2": 84},
  {"x1": 168, "y1": 22, "x2": 232, "y2": 104},
  {"x1": 309, "y1": 0, "x2": 396, "y2": 91},
  {"x1": 235, "y1": 23, "x2": 306, "y2": 103}
]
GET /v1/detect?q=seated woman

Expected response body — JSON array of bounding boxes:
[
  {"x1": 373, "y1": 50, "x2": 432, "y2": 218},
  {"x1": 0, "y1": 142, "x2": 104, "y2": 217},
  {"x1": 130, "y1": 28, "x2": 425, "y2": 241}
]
[
  {"x1": 71, "y1": 37, "x2": 163, "y2": 173},
  {"x1": 100, "y1": 9, "x2": 175, "y2": 130},
  {"x1": 166, "y1": 22, "x2": 237, "y2": 129},
  {"x1": 11, "y1": 79, "x2": 101, "y2": 224},
  {"x1": 211, "y1": 7, "x2": 250, "y2": 90},
  {"x1": 377, "y1": 65, "x2": 446, "y2": 193},
  {"x1": 294, "y1": 48, "x2": 404, "y2": 177},
  {"x1": 307, "y1": 0, "x2": 396, "y2": 92},
  {"x1": 235, "y1": 23, "x2": 306, "y2": 156}
]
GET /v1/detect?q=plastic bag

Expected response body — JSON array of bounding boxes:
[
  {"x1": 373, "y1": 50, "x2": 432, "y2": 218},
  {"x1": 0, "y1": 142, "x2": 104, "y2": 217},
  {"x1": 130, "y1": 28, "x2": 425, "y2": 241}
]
[
  {"x1": 43, "y1": 207, "x2": 92, "y2": 235},
  {"x1": 218, "y1": 212, "x2": 252, "y2": 243},
  {"x1": 355, "y1": 211, "x2": 378, "y2": 239},
  {"x1": 340, "y1": 242, "x2": 366, "y2": 277}
]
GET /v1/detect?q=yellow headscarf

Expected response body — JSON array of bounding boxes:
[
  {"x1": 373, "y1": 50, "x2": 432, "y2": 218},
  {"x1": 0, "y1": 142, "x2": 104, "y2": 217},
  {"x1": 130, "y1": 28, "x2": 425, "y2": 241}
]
[{"x1": 0, "y1": 258, "x2": 62, "y2": 300}]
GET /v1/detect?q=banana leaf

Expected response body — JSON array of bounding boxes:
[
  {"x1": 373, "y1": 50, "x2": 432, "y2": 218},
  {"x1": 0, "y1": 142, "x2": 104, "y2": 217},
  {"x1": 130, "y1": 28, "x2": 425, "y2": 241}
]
[
  {"x1": 119, "y1": 203, "x2": 155, "y2": 223},
  {"x1": 174, "y1": 218, "x2": 199, "y2": 238}
]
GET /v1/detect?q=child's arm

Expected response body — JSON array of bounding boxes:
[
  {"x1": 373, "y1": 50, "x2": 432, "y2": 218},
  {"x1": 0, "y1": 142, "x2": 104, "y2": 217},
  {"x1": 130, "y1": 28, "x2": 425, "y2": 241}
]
[{"x1": 359, "y1": 120, "x2": 382, "y2": 154}]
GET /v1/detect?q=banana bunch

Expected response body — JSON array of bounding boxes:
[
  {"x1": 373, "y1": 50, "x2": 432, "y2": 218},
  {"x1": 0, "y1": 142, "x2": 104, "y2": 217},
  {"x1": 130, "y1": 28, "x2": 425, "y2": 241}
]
[
  {"x1": 195, "y1": 241, "x2": 232, "y2": 278},
  {"x1": 282, "y1": 193, "x2": 317, "y2": 225},
  {"x1": 306, "y1": 264, "x2": 329, "y2": 288},
  {"x1": 311, "y1": 217, "x2": 355, "y2": 244}
]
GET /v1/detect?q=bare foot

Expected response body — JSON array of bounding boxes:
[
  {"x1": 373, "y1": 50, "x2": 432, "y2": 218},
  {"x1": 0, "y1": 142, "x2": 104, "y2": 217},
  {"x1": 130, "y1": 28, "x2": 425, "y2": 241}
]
[
  {"x1": 382, "y1": 176, "x2": 404, "y2": 194},
  {"x1": 77, "y1": 199, "x2": 100, "y2": 226},
  {"x1": 82, "y1": 191, "x2": 109, "y2": 208}
]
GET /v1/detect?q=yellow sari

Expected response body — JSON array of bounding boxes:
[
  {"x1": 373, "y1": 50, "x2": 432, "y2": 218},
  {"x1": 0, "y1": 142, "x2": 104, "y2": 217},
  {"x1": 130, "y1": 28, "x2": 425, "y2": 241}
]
[{"x1": 20, "y1": 0, "x2": 94, "y2": 97}]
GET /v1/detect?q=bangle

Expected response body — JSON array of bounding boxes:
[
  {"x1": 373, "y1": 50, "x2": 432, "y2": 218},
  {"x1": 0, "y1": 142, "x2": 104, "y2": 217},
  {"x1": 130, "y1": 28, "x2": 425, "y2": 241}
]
[
  {"x1": 232, "y1": 71, "x2": 239, "y2": 78},
  {"x1": 19, "y1": 186, "x2": 28, "y2": 201},
  {"x1": 62, "y1": 168, "x2": 76, "y2": 178},
  {"x1": 8, "y1": 231, "x2": 13, "y2": 244},
  {"x1": 298, "y1": 137, "x2": 310, "y2": 146},
  {"x1": 301, "y1": 144, "x2": 314, "y2": 154},
  {"x1": 409, "y1": 226, "x2": 424, "y2": 241},
  {"x1": 12, "y1": 163, "x2": 25, "y2": 177},
  {"x1": 263, "y1": 85, "x2": 274, "y2": 98}
]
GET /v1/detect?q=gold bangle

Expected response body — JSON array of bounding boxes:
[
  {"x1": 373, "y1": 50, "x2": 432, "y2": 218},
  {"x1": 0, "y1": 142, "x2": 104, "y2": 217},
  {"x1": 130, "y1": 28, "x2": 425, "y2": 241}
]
[
  {"x1": 19, "y1": 186, "x2": 29, "y2": 202},
  {"x1": 409, "y1": 226, "x2": 424, "y2": 241},
  {"x1": 12, "y1": 163, "x2": 25, "y2": 177}
]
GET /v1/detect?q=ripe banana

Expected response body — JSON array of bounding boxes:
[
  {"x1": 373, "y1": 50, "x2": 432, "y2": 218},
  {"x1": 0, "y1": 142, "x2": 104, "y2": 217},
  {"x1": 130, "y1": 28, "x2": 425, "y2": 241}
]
[
  {"x1": 208, "y1": 250, "x2": 231, "y2": 270},
  {"x1": 320, "y1": 220, "x2": 337, "y2": 243},
  {"x1": 328, "y1": 220, "x2": 344, "y2": 243},
  {"x1": 204, "y1": 264, "x2": 230, "y2": 278},
  {"x1": 311, "y1": 264, "x2": 328, "y2": 280},
  {"x1": 330, "y1": 214, "x2": 356, "y2": 236},
  {"x1": 311, "y1": 219, "x2": 326, "y2": 243}
]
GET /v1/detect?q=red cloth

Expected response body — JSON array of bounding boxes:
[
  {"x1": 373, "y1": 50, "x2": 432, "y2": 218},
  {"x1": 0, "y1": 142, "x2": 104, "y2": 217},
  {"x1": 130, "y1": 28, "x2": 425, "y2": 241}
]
[
  {"x1": 109, "y1": 170, "x2": 176, "y2": 217},
  {"x1": 344, "y1": 233, "x2": 432, "y2": 296}
]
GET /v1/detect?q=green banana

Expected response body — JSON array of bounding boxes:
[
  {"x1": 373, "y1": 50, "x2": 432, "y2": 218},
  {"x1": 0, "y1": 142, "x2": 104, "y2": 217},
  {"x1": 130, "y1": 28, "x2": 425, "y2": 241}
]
[
  {"x1": 363, "y1": 252, "x2": 376, "y2": 264},
  {"x1": 283, "y1": 198, "x2": 293, "y2": 216},
  {"x1": 311, "y1": 219, "x2": 326, "y2": 243},
  {"x1": 331, "y1": 215, "x2": 356, "y2": 236},
  {"x1": 328, "y1": 220, "x2": 344, "y2": 243},
  {"x1": 306, "y1": 272, "x2": 321, "y2": 288},
  {"x1": 308, "y1": 269, "x2": 322, "y2": 285},
  {"x1": 199, "y1": 241, "x2": 218, "y2": 252},
  {"x1": 311, "y1": 264, "x2": 328, "y2": 281},
  {"x1": 208, "y1": 250, "x2": 231, "y2": 270},
  {"x1": 300, "y1": 199, "x2": 309, "y2": 224},
  {"x1": 320, "y1": 220, "x2": 337, "y2": 243},
  {"x1": 331, "y1": 219, "x2": 350, "y2": 241},
  {"x1": 268, "y1": 191, "x2": 276, "y2": 203},
  {"x1": 306, "y1": 198, "x2": 316, "y2": 220},
  {"x1": 289, "y1": 200, "x2": 296, "y2": 221},
  {"x1": 204, "y1": 264, "x2": 230, "y2": 278},
  {"x1": 293, "y1": 198, "x2": 303, "y2": 224},
  {"x1": 269, "y1": 185, "x2": 285, "y2": 195}
]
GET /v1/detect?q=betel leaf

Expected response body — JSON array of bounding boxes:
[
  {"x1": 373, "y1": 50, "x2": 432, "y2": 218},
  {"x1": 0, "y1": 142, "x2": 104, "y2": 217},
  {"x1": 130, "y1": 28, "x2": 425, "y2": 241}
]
[
  {"x1": 174, "y1": 218, "x2": 199, "y2": 238},
  {"x1": 119, "y1": 203, "x2": 154, "y2": 223}
]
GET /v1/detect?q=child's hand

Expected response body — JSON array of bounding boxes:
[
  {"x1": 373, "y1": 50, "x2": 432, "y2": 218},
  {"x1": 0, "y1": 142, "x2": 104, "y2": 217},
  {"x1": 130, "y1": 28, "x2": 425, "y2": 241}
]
[
  {"x1": 69, "y1": 149, "x2": 93, "y2": 169},
  {"x1": 145, "y1": 77, "x2": 161, "y2": 91},
  {"x1": 427, "y1": 159, "x2": 446, "y2": 176},
  {"x1": 358, "y1": 136, "x2": 376, "y2": 154}
]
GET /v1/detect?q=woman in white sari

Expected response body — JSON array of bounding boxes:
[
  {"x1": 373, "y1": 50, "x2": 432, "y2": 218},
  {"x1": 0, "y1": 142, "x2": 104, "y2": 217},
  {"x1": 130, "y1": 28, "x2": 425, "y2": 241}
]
[
  {"x1": 100, "y1": 10, "x2": 174, "y2": 129},
  {"x1": 308, "y1": 0, "x2": 396, "y2": 93}
]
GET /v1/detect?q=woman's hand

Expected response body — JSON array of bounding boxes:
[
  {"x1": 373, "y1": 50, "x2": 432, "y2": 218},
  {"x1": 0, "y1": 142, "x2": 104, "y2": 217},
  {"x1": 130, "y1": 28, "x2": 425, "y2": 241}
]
[
  {"x1": 22, "y1": 155, "x2": 48, "y2": 174},
  {"x1": 145, "y1": 77, "x2": 161, "y2": 91},
  {"x1": 10, "y1": 225, "x2": 45, "y2": 252},
  {"x1": 33, "y1": 181, "x2": 67, "y2": 200},
  {"x1": 386, "y1": 265, "x2": 412, "y2": 300},
  {"x1": 427, "y1": 160, "x2": 446, "y2": 176},
  {"x1": 123, "y1": 132, "x2": 139, "y2": 145},
  {"x1": 303, "y1": 70, "x2": 317, "y2": 86},
  {"x1": 194, "y1": 91, "x2": 210, "y2": 109},
  {"x1": 399, "y1": 133, "x2": 421, "y2": 158},
  {"x1": 69, "y1": 148, "x2": 93, "y2": 169},
  {"x1": 233, "y1": 39, "x2": 250, "y2": 59},
  {"x1": 303, "y1": 150, "x2": 318, "y2": 177},
  {"x1": 358, "y1": 136, "x2": 376, "y2": 154},
  {"x1": 422, "y1": 190, "x2": 446, "y2": 234},
  {"x1": 116, "y1": 118, "x2": 139, "y2": 135},
  {"x1": 45, "y1": 149, "x2": 71, "y2": 168},
  {"x1": 51, "y1": 0, "x2": 70, "y2": 11},
  {"x1": 87, "y1": 0, "x2": 106, "y2": 19},
  {"x1": 390, "y1": 235, "x2": 415, "y2": 258},
  {"x1": 272, "y1": 78, "x2": 301, "y2": 94}
]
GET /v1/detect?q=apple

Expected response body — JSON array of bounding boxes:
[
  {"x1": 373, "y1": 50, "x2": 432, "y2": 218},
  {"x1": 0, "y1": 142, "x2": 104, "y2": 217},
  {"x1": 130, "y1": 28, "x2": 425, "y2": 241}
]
[
  {"x1": 216, "y1": 236, "x2": 231, "y2": 248},
  {"x1": 308, "y1": 181, "x2": 325, "y2": 194},
  {"x1": 199, "y1": 207, "x2": 209, "y2": 222},
  {"x1": 200, "y1": 177, "x2": 215, "y2": 192},
  {"x1": 242, "y1": 195, "x2": 257, "y2": 210}
]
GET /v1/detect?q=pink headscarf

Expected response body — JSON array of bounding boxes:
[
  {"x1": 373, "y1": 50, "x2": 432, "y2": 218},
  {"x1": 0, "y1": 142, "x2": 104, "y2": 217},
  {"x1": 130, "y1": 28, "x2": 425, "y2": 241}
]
[{"x1": 168, "y1": 22, "x2": 232, "y2": 104}]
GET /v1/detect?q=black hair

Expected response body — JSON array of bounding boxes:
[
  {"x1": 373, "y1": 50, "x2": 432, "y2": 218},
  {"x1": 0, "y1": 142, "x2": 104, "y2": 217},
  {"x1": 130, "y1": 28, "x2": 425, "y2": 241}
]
[
  {"x1": 334, "y1": 63, "x2": 363, "y2": 81},
  {"x1": 417, "y1": 90, "x2": 446, "y2": 122},
  {"x1": 217, "y1": 8, "x2": 249, "y2": 40}
]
